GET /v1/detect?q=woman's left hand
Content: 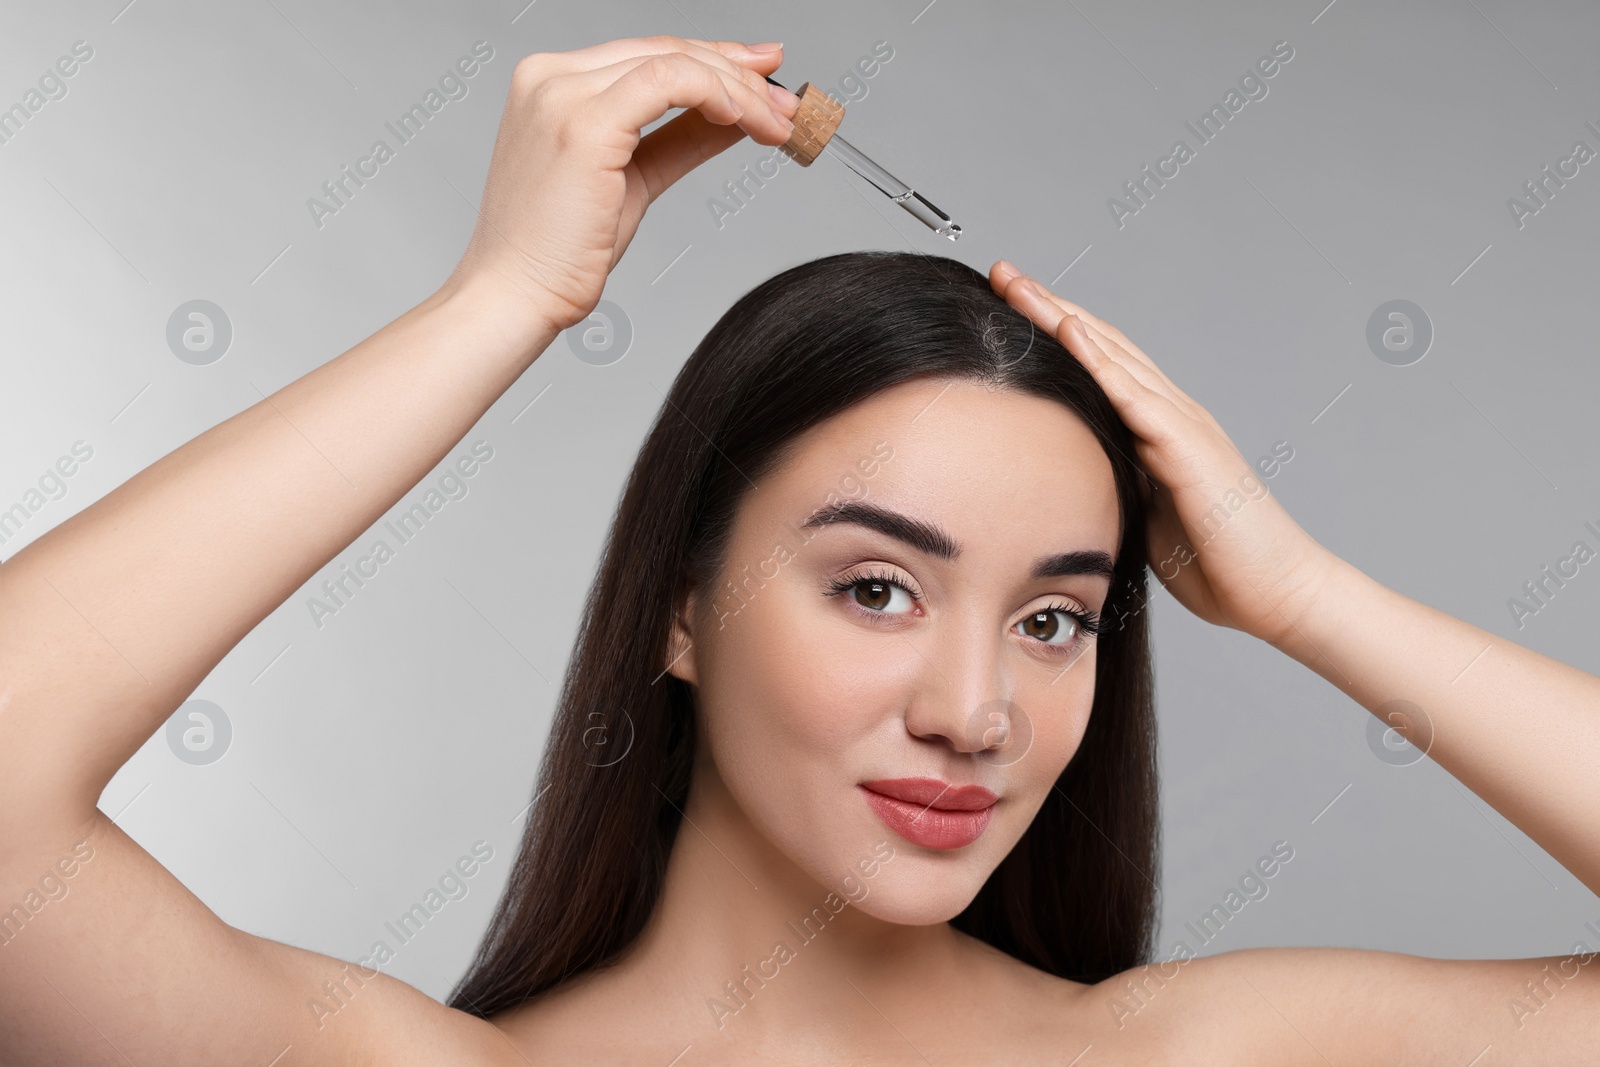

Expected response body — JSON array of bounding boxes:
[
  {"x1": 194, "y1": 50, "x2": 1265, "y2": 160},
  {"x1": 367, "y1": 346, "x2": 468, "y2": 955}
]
[{"x1": 990, "y1": 261, "x2": 1337, "y2": 647}]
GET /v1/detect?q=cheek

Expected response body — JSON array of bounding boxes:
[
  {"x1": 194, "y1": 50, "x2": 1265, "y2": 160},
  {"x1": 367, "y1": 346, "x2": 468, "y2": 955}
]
[
  {"x1": 700, "y1": 578, "x2": 910, "y2": 770},
  {"x1": 1012, "y1": 660, "x2": 1097, "y2": 783}
]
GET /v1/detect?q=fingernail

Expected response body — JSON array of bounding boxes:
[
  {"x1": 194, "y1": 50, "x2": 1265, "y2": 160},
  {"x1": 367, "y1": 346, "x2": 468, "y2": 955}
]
[
  {"x1": 1021, "y1": 277, "x2": 1044, "y2": 298},
  {"x1": 768, "y1": 82, "x2": 800, "y2": 111},
  {"x1": 747, "y1": 41, "x2": 784, "y2": 52},
  {"x1": 996, "y1": 259, "x2": 1018, "y2": 278}
]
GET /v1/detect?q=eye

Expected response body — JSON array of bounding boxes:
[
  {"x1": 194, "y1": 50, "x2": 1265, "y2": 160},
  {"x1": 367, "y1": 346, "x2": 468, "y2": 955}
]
[
  {"x1": 825, "y1": 568, "x2": 921, "y2": 616},
  {"x1": 823, "y1": 572, "x2": 1104, "y2": 651},
  {"x1": 1014, "y1": 602, "x2": 1102, "y2": 652}
]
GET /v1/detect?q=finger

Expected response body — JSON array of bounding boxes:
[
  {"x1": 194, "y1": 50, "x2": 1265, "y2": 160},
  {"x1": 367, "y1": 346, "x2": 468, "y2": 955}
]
[
  {"x1": 1003, "y1": 274, "x2": 1219, "y2": 435},
  {"x1": 1033, "y1": 290, "x2": 1146, "y2": 370},
  {"x1": 1073, "y1": 317, "x2": 1213, "y2": 427},
  {"x1": 1065, "y1": 319, "x2": 1193, "y2": 461},
  {"x1": 991, "y1": 265, "x2": 1153, "y2": 378},
  {"x1": 993, "y1": 263, "x2": 1212, "y2": 440},
  {"x1": 1018, "y1": 280, "x2": 1251, "y2": 489},
  {"x1": 997, "y1": 269, "x2": 1192, "y2": 402},
  {"x1": 1070, "y1": 316, "x2": 1226, "y2": 437},
  {"x1": 1053, "y1": 305, "x2": 1188, "y2": 410},
  {"x1": 649, "y1": 38, "x2": 797, "y2": 132},
  {"x1": 1004, "y1": 277, "x2": 1185, "y2": 446},
  {"x1": 536, "y1": 36, "x2": 793, "y2": 136},
  {"x1": 629, "y1": 107, "x2": 749, "y2": 203},
  {"x1": 1071, "y1": 317, "x2": 1181, "y2": 406},
  {"x1": 528, "y1": 34, "x2": 784, "y2": 77},
  {"x1": 1000, "y1": 274, "x2": 1185, "y2": 408},
  {"x1": 1070, "y1": 315, "x2": 1209, "y2": 423},
  {"x1": 573, "y1": 50, "x2": 794, "y2": 143},
  {"x1": 993, "y1": 261, "x2": 1129, "y2": 349}
]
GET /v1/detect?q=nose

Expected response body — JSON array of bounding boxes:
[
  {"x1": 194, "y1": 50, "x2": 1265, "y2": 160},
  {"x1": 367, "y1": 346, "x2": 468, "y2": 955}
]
[{"x1": 900, "y1": 614, "x2": 1016, "y2": 756}]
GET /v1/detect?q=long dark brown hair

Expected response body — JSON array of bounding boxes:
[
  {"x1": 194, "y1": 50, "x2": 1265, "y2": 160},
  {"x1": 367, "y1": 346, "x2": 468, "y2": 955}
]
[{"x1": 448, "y1": 250, "x2": 1158, "y2": 1018}]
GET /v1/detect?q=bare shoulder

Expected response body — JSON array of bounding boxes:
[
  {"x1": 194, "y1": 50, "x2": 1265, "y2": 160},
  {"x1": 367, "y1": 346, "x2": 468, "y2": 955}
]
[{"x1": 1082, "y1": 944, "x2": 1600, "y2": 1065}]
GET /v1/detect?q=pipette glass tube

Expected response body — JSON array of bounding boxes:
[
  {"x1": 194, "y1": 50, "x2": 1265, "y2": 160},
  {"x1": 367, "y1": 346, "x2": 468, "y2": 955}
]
[
  {"x1": 824, "y1": 132, "x2": 961, "y2": 240},
  {"x1": 767, "y1": 75, "x2": 961, "y2": 240}
]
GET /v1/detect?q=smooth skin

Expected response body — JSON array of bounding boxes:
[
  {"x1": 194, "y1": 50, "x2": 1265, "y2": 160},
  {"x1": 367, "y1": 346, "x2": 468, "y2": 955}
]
[{"x1": 0, "y1": 30, "x2": 1597, "y2": 1067}]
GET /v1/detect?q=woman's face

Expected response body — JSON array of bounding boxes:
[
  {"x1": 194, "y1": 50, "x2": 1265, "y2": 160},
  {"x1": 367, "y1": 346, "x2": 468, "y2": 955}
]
[{"x1": 668, "y1": 374, "x2": 1122, "y2": 924}]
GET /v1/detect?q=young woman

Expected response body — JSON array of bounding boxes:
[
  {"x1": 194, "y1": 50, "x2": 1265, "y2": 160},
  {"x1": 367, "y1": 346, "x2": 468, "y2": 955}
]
[{"x1": 1, "y1": 33, "x2": 1596, "y2": 1066}]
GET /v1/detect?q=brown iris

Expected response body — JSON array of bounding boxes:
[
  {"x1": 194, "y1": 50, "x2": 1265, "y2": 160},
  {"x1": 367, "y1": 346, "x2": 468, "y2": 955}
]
[
  {"x1": 1019, "y1": 610, "x2": 1072, "y2": 642},
  {"x1": 853, "y1": 580, "x2": 894, "y2": 611}
]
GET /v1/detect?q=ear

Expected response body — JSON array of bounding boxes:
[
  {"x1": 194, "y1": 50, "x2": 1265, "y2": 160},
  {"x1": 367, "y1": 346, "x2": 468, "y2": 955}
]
[{"x1": 664, "y1": 588, "x2": 700, "y2": 686}]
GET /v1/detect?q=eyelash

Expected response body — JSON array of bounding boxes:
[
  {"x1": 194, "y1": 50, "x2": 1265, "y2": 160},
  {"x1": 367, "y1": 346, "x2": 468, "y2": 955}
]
[{"x1": 823, "y1": 568, "x2": 1103, "y2": 653}]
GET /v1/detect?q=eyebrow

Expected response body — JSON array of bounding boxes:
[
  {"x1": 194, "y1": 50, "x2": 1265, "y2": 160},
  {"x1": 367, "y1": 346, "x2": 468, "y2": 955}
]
[{"x1": 799, "y1": 500, "x2": 1116, "y2": 582}]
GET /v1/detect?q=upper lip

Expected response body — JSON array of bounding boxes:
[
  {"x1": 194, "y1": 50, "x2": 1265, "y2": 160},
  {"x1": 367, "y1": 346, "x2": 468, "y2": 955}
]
[{"x1": 861, "y1": 777, "x2": 999, "y2": 811}]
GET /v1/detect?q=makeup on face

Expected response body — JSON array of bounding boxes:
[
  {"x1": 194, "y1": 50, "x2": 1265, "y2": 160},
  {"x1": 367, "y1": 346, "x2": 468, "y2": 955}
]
[
  {"x1": 801, "y1": 499, "x2": 1117, "y2": 583},
  {"x1": 803, "y1": 498, "x2": 1116, "y2": 658},
  {"x1": 859, "y1": 777, "x2": 1000, "y2": 850}
]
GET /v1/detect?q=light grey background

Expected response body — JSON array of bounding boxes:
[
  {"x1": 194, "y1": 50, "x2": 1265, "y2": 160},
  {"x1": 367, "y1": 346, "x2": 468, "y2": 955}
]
[{"x1": 3, "y1": 0, "x2": 1597, "y2": 1001}]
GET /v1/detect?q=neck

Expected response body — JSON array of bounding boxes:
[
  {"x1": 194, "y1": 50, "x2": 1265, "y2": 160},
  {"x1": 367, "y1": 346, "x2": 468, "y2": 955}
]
[{"x1": 602, "y1": 745, "x2": 974, "y2": 1050}]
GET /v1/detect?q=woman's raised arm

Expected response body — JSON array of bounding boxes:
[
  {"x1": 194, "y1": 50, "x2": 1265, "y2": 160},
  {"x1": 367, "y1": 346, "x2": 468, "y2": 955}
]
[
  {"x1": 0, "y1": 36, "x2": 797, "y2": 1066},
  {"x1": 0, "y1": 278, "x2": 549, "y2": 820},
  {"x1": 993, "y1": 262, "x2": 1600, "y2": 897},
  {"x1": 993, "y1": 261, "x2": 1600, "y2": 1063},
  {"x1": 1268, "y1": 549, "x2": 1600, "y2": 891}
]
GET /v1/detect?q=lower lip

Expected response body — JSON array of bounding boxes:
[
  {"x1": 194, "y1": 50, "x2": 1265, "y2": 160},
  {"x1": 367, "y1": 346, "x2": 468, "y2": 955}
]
[{"x1": 859, "y1": 786, "x2": 995, "y2": 850}]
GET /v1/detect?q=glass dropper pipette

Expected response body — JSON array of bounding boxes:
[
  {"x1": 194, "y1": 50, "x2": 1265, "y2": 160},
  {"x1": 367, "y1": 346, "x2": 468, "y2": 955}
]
[{"x1": 766, "y1": 75, "x2": 961, "y2": 241}]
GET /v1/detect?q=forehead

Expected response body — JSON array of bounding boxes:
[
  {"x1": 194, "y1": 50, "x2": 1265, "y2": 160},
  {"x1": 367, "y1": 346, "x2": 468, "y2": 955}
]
[{"x1": 752, "y1": 376, "x2": 1122, "y2": 557}]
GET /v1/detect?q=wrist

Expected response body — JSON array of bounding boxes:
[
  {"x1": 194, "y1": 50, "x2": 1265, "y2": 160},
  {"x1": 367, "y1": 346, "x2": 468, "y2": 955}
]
[
  {"x1": 1263, "y1": 549, "x2": 1363, "y2": 663},
  {"x1": 423, "y1": 270, "x2": 569, "y2": 367}
]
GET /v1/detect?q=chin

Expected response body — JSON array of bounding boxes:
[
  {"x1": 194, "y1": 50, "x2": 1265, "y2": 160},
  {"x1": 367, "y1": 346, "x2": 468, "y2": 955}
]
[
  {"x1": 805, "y1": 817, "x2": 1009, "y2": 927},
  {"x1": 842, "y1": 857, "x2": 995, "y2": 926}
]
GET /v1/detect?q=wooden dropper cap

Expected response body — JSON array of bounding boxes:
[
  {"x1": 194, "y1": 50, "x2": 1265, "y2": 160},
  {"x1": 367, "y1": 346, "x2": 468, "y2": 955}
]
[{"x1": 777, "y1": 82, "x2": 846, "y2": 166}]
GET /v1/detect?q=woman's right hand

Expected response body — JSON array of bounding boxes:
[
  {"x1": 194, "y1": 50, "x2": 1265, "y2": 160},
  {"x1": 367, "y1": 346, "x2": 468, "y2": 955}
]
[
  {"x1": 442, "y1": 35, "x2": 800, "y2": 336},
  {"x1": 0, "y1": 36, "x2": 797, "y2": 1067}
]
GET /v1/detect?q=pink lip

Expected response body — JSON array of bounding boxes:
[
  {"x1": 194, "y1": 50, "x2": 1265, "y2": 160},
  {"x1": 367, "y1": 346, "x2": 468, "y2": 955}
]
[{"x1": 859, "y1": 778, "x2": 999, "y2": 850}]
